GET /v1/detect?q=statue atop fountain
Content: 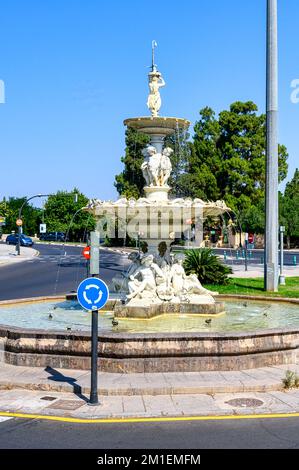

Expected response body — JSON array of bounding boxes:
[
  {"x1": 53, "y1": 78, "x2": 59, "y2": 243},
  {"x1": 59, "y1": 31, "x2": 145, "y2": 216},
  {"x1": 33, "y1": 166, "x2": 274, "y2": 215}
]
[{"x1": 146, "y1": 40, "x2": 166, "y2": 117}]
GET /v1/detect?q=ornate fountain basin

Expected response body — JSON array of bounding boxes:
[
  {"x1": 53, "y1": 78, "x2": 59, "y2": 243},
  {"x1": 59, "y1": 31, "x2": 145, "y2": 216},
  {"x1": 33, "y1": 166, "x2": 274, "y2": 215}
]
[
  {"x1": 1, "y1": 296, "x2": 299, "y2": 373},
  {"x1": 123, "y1": 116, "x2": 190, "y2": 136}
]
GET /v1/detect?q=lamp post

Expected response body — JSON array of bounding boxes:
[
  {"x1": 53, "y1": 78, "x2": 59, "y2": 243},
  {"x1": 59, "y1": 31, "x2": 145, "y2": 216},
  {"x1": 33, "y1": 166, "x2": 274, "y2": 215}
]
[
  {"x1": 17, "y1": 192, "x2": 79, "y2": 255},
  {"x1": 265, "y1": 0, "x2": 279, "y2": 291},
  {"x1": 244, "y1": 232, "x2": 249, "y2": 272}
]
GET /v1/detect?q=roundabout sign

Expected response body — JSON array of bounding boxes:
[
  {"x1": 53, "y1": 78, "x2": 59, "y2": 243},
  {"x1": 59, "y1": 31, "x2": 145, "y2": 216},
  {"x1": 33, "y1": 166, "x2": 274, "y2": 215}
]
[{"x1": 77, "y1": 277, "x2": 109, "y2": 311}]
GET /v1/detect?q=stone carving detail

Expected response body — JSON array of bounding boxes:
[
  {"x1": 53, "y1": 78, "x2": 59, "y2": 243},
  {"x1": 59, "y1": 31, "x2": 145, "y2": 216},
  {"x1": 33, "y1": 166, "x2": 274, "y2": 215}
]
[
  {"x1": 147, "y1": 70, "x2": 165, "y2": 117},
  {"x1": 127, "y1": 254, "x2": 164, "y2": 300},
  {"x1": 87, "y1": 197, "x2": 229, "y2": 211},
  {"x1": 125, "y1": 253, "x2": 217, "y2": 305},
  {"x1": 141, "y1": 145, "x2": 173, "y2": 188},
  {"x1": 112, "y1": 252, "x2": 141, "y2": 293}
]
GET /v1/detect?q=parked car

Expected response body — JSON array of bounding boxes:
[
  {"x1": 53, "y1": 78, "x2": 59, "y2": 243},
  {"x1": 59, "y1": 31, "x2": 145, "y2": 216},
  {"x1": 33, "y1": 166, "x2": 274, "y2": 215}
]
[
  {"x1": 6, "y1": 234, "x2": 34, "y2": 247},
  {"x1": 39, "y1": 232, "x2": 65, "y2": 242}
]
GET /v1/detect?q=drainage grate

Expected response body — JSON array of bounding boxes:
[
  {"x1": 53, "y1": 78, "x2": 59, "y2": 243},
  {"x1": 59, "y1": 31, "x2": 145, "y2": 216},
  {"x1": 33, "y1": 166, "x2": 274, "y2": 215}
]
[
  {"x1": 46, "y1": 399, "x2": 84, "y2": 411},
  {"x1": 40, "y1": 396, "x2": 57, "y2": 402},
  {"x1": 225, "y1": 398, "x2": 264, "y2": 408}
]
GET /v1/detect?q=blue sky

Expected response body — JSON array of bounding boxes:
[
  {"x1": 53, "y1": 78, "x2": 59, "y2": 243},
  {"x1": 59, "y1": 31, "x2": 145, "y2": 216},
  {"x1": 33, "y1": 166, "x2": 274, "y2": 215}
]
[{"x1": 0, "y1": 0, "x2": 298, "y2": 204}]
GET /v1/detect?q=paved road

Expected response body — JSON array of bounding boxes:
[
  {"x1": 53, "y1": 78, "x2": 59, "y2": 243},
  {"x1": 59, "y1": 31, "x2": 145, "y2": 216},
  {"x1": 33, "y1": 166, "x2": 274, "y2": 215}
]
[
  {"x1": 0, "y1": 244, "x2": 130, "y2": 301},
  {"x1": 1, "y1": 416, "x2": 299, "y2": 449},
  {"x1": 212, "y1": 248, "x2": 299, "y2": 266}
]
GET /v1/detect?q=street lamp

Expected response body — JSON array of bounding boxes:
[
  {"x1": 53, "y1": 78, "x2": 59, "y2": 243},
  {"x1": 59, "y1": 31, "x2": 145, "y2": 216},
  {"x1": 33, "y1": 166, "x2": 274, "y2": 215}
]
[{"x1": 265, "y1": 0, "x2": 279, "y2": 291}]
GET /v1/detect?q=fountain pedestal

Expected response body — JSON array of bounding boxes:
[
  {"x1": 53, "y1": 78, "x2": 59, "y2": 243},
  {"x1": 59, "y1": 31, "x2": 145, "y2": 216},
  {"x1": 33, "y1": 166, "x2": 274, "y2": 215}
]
[{"x1": 144, "y1": 186, "x2": 170, "y2": 201}]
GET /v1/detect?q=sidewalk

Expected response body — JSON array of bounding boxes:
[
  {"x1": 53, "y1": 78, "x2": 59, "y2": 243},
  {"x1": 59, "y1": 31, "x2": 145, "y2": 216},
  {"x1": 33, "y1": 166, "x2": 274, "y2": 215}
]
[
  {"x1": 1, "y1": 362, "x2": 299, "y2": 420},
  {"x1": 0, "y1": 243, "x2": 38, "y2": 266},
  {"x1": 231, "y1": 264, "x2": 299, "y2": 278}
]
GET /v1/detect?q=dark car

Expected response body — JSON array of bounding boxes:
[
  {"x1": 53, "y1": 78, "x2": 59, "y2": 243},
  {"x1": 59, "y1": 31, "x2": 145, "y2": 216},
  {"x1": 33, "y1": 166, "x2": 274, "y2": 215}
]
[
  {"x1": 6, "y1": 234, "x2": 34, "y2": 247},
  {"x1": 39, "y1": 232, "x2": 65, "y2": 242}
]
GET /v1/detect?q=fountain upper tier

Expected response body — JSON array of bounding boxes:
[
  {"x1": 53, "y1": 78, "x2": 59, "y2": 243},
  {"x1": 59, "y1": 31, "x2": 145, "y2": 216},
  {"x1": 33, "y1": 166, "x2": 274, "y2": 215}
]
[{"x1": 124, "y1": 116, "x2": 190, "y2": 137}]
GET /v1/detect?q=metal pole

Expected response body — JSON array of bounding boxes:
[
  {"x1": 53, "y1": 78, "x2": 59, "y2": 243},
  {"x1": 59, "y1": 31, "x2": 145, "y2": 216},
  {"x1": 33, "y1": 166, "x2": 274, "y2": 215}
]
[
  {"x1": 89, "y1": 307, "x2": 99, "y2": 405},
  {"x1": 17, "y1": 224, "x2": 21, "y2": 256},
  {"x1": 265, "y1": 0, "x2": 279, "y2": 292},
  {"x1": 279, "y1": 226, "x2": 286, "y2": 285},
  {"x1": 244, "y1": 240, "x2": 248, "y2": 271},
  {"x1": 89, "y1": 231, "x2": 100, "y2": 406}
]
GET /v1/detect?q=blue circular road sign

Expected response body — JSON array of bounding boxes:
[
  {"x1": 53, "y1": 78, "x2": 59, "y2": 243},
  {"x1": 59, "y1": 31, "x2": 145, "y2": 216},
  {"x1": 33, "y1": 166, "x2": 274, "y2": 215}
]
[{"x1": 77, "y1": 277, "x2": 109, "y2": 311}]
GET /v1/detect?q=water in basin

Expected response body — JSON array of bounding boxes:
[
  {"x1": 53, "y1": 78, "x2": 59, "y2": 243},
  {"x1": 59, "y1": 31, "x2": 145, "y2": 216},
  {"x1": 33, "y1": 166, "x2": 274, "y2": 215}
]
[{"x1": 0, "y1": 299, "x2": 298, "y2": 333}]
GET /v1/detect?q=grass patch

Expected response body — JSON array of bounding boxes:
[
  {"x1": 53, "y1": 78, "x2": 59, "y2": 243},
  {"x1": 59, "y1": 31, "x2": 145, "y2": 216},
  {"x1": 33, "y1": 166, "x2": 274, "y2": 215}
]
[{"x1": 204, "y1": 277, "x2": 299, "y2": 298}]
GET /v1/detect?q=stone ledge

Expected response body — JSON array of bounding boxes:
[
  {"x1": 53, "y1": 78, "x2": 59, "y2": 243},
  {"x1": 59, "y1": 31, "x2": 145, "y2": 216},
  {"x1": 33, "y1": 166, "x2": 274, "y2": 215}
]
[{"x1": 114, "y1": 301, "x2": 225, "y2": 319}]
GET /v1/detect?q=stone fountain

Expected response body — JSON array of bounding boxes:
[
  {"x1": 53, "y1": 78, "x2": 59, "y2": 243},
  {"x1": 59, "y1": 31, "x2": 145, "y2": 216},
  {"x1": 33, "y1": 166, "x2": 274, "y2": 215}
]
[{"x1": 87, "y1": 43, "x2": 229, "y2": 319}]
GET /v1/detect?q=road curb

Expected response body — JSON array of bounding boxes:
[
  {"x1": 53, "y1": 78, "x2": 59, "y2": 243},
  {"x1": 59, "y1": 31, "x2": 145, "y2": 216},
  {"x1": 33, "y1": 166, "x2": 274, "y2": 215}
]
[
  {"x1": 0, "y1": 379, "x2": 285, "y2": 396},
  {"x1": 1, "y1": 410, "x2": 299, "y2": 424}
]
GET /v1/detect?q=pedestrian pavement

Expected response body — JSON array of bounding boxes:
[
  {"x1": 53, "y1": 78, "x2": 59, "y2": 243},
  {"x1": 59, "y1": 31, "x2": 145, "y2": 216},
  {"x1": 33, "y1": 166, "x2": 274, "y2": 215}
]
[
  {"x1": 230, "y1": 264, "x2": 299, "y2": 278},
  {"x1": 0, "y1": 243, "x2": 38, "y2": 266},
  {"x1": 1, "y1": 362, "x2": 299, "y2": 420}
]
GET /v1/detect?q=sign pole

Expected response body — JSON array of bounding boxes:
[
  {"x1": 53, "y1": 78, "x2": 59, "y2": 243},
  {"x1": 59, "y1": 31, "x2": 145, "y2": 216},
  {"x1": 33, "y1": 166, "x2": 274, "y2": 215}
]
[
  {"x1": 89, "y1": 307, "x2": 99, "y2": 405},
  {"x1": 77, "y1": 233, "x2": 108, "y2": 408},
  {"x1": 89, "y1": 231, "x2": 100, "y2": 406}
]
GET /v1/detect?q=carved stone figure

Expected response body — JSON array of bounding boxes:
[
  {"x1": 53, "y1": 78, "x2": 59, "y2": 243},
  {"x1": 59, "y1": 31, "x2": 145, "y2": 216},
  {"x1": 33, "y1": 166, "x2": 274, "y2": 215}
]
[
  {"x1": 147, "y1": 71, "x2": 165, "y2": 117},
  {"x1": 141, "y1": 146, "x2": 161, "y2": 187},
  {"x1": 170, "y1": 257, "x2": 218, "y2": 299},
  {"x1": 159, "y1": 147, "x2": 173, "y2": 186},
  {"x1": 112, "y1": 252, "x2": 141, "y2": 292},
  {"x1": 141, "y1": 146, "x2": 154, "y2": 186},
  {"x1": 155, "y1": 241, "x2": 171, "y2": 269},
  {"x1": 141, "y1": 145, "x2": 173, "y2": 188},
  {"x1": 127, "y1": 254, "x2": 164, "y2": 300}
]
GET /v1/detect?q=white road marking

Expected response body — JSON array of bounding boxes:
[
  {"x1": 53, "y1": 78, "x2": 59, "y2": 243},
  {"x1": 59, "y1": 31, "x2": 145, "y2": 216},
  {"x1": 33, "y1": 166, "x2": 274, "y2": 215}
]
[{"x1": 0, "y1": 416, "x2": 13, "y2": 423}]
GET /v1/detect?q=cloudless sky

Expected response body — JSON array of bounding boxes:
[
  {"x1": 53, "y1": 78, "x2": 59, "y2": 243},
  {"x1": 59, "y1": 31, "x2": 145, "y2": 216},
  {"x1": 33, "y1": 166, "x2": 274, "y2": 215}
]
[{"x1": 0, "y1": 0, "x2": 298, "y2": 205}]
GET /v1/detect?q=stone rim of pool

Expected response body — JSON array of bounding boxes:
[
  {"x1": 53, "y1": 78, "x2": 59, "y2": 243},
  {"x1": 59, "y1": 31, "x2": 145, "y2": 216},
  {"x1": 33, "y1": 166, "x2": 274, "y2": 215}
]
[{"x1": 1, "y1": 295, "x2": 299, "y2": 373}]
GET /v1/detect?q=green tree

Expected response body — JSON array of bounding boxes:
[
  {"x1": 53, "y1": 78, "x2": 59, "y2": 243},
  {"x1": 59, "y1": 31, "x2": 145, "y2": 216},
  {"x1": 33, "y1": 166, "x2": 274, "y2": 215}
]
[
  {"x1": 115, "y1": 128, "x2": 149, "y2": 198},
  {"x1": 164, "y1": 128, "x2": 191, "y2": 196},
  {"x1": 280, "y1": 169, "x2": 299, "y2": 248},
  {"x1": 0, "y1": 197, "x2": 42, "y2": 235},
  {"x1": 188, "y1": 102, "x2": 288, "y2": 231},
  {"x1": 44, "y1": 189, "x2": 95, "y2": 241},
  {"x1": 186, "y1": 107, "x2": 221, "y2": 200},
  {"x1": 217, "y1": 101, "x2": 288, "y2": 214}
]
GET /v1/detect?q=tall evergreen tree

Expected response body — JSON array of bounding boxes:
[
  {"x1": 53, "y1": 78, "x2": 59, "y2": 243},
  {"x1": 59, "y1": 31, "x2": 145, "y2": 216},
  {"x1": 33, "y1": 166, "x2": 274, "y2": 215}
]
[
  {"x1": 189, "y1": 101, "x2": 288, "y2": 229},
  {"x1": 280, "y1": 169, "x2": 299, "y2": 248},
  {"x1": 114, "y1": 128, "x2": 149, "y2": 199}
]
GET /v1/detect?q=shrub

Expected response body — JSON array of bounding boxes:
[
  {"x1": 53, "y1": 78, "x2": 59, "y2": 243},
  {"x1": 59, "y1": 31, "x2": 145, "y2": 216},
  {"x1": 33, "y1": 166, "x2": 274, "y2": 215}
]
[
  {"x1": 183, "y1": 248, "x2": 232, "y2": 285},
  {"x1": 283, "y1": 370, "x2": 299, "y2": 389}
]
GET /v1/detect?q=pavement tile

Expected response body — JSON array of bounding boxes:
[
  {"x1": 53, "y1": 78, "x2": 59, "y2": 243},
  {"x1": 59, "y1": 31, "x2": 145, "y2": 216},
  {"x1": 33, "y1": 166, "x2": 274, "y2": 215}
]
[
  {"x1": 171, "y1": 394, "x2": 219, "y2": 415},
  {"x1": 122, "y1": 396, "x2": 146, "y2": 414},
  {"x1": 268, "y1": 390, "x2": 299, "y2": 409},
  {"x1": 142, "y1": 395, "x2": 183, "y2": 416}
]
